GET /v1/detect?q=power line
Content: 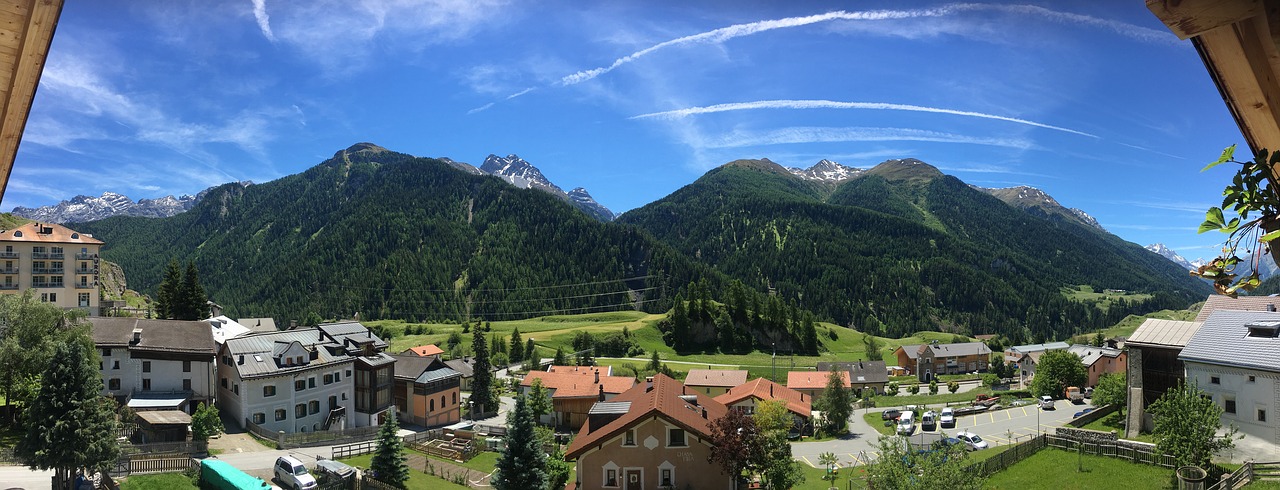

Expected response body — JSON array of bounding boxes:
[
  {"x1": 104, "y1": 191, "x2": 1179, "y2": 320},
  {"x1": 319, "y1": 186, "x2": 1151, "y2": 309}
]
[{"x1": 312, "y1": 275, "x2": 655, "y2": 293}]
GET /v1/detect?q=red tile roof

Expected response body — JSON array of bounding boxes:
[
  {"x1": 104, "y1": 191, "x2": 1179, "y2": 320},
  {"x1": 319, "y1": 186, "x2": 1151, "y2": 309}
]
[
  {"x1": 405, "y1": 345, "x2": 444, "y2": 357},
  {"x1": 714, "y1": 378, "x2": 810, "y2": 417},
  {"x1": 521, "y1": 370, "x2": 636, "y2": 398},
  {"x1": 0, "y1": 222, "x2": 102, "y2": 244},
  {"x1": 546, "y1": 365, "x2": 612, "y2": 376},
  {"x1": 565, "y1": 374, "x2": 729, "y2": 460},
  {"x1": 683, "y1": 369, "x2": 748, "y2": 387},
  {"x1": 787, "y1": 371, "x2": 849, "y2": 390}
]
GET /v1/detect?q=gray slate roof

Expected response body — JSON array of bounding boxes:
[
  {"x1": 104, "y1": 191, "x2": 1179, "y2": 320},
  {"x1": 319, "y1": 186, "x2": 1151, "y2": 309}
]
[
  {"x1": 815, "y1": 360, "x2": 889, "y2": 384},
  {"x1": 319, "y1": 322, "x2": 389, "y2": 349},
  {"x1": 899, "y1": 342, "x2": 991, "y2": 359},
  {"x1": 1128, "y1": 319, "x2": 1202, "y2": 348},
  {"x1": 1066, "y1": 344, "x2": 1122, "y2": 367},
  {"x1": 223, "y1": 328, "x2": 355, "y2": 379},
  {"x1": 443, "y1": 358, "x2": 475, "y2": 378},
  {"x1": 1008, "y1": 342, "x2": 1070, "y2": 354},
  {"x1": 417, "y1": 366, "x2": 461, "y2": 385},
  {"x1": 391, "y1": 354, "x2": 459, "y2": 384},
  {"x1": 1180, "y1": 310, "x2": 1280, "y2": 373},
  {"x1": 89, "y1": 317, "x2": 215, "y2": 355}
]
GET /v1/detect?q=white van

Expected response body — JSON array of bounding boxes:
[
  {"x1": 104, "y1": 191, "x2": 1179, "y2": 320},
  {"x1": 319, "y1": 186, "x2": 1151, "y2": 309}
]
[
  {"x1": 274, "y1": 456, "x2": 318, "y2": 490},
  {"x1": 896, "y1": 410, "x2": 916, "y2": 435}
]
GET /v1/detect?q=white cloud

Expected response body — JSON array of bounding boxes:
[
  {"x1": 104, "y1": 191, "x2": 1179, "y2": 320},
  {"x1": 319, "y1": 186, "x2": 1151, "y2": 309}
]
[
  {"x1": 251, "y1": 0, "x2": 276, "y2": 42},
  {"x1": 702, "y1": 126, "x2": 1035, "y2": 150},
  {"x1": 466, "y1": 102, "x2": 495, "y2": 115},
  {"x1": 632, "y1": 100, "x2": 1096, "y2": 138}
]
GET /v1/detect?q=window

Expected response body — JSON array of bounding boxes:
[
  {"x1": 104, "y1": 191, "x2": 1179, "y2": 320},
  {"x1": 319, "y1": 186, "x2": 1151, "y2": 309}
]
[
  {"x1": 668, "y1": 428, "x2": 686, "y2": 447},
  {"x1": 102, "y1": 348, "x2": 111, "y2": 357},
  {"x1": 275, "y1": 409, "x2": 286, "y2": 421},
  {"x1": 324, "y1": 374, "x2": 333, "y2": 385},
  {"x1": 309, "y1": 400, "x2": 319, "y2": 415},
  {"x1": 234, "y1": 384, "x2": 239, "y2": 395},
  {"x1": 221, "y1": 378, "x2": 228, "y2": 389},
  {"x1": 142, "y1": 361, "x2": 151, "y2": 373},
  {"x1": 430, "y1": 399, "x2": 435, "y2": 412},
  {"x1": 183, "y1": 361, "x2": 191, "y2": 373},
  {"x1": 295, "y1": 404, "x2": 306, "y2": 418},
  {"x1": 1226, "y1": 398, "x2": 1237, "y2": 414},
  {"x1": 264, "y1": 385, "x2": 277, "y2": 397},
  {"x1": 183, "y1": 379, "x2": 192, "y2": 391},
  {"x1": 1211, "y1": 376, "x2": 1221, "y2": 385},
  {"x1": 78, "y1": 293, "x2": 89, "y2": 307},
  {"x1": 142, "y1": 379, "x2": 151, "y2": 390},
  {"x1": 253, "y1": 413, "x2": 265, "y2": 424},
  {"x1": 108, "y1": 378, "x2": 120, "y2": 390},
  {"x1": 1260, "y1": 409, "x2": 1268, "y2": 423},
  {"x1": 112, "y1": 360, "x2": 119, "y2": 370},
  {"x1": 329, "y1": 396, "x2": 337, "y2": 409},
  {"x1": 346, "y1": 370, "x2": 352, "y2": 377},
  {"x1": 308, "y1": 377, "x2": 316, "y2": 389},
  {"x1": 623, "y1": 429, "x2": 636, "y2": 446},
  {"x1": 295, "y1": 380, "x2": 306, "y2": 391},
  {"x1": 453, "y1": 392, "x2": 457, "y2": 404},
  {"x1": 335, "y1": 372, "x2": 341, "y2": 382},
  {"x1": 1250, "y1": 376, "x2": 1257, "y2": 383},
  {"x1": 662, "y1": 469, "x2": 673, "y2": 487},
  {"x1": 605, "y1": 469, "x2": 618, "y2": 487}
]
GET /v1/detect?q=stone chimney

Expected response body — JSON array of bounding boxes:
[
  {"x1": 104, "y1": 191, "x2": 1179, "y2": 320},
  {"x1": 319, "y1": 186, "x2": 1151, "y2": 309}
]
[
  {"x1": 131, "y1": 328, "x2": 142, "y2": 344},
  {"x1": 598, "y1": 384, "x2": 605, "y2": 402}
]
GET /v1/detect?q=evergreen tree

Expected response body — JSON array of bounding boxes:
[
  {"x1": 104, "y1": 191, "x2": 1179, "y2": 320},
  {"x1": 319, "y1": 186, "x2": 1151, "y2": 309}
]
[
  {"x1": 509, "y1": 328, "x2": 524, "y2": 364},
  {"x1": 863, "y1": 334, "x2": 884, "y2": 361},
  {"x1": 552, "y1": 346, "x2": 567, "y2": 366},
  {"x1": 446, "y1": 331, "x2": 464, "y2": 352},
  {"x1": 671, "y1": 293, "x2": 689, "y2": 352},
  {"x1": 154, "y1": 258, "x2": 181, "y2": 319},
  {"x1": 174, "y1": 261, "x2": 208, "y2": 320},
  {"x1": 523, "y1": 339, "x2": 538, "y2": 372},
  {"x1": 648, "y1": 351, "x2": 663, "y2": 373},
  {"x1": 492, "y1": 394, "x2": 548, "y2": 490},
  {"x1": 16, "y1": 340, "x2": 120, "y2": 489},
  {"x1": 527, "y1": 378, "x2": 552, "y2": 424},
  {"x1": 303, "y1": 311, "x2": 323, "y2": 327},
  {"x1": 191, "y1": 402, "x2": 224, "y2": 441},
  {"x1": 370, "y1": 410, "x2": 409, "y2": 487},
  {"x1": 470, "y1": 326, "x2": 495, "y2": 415}
]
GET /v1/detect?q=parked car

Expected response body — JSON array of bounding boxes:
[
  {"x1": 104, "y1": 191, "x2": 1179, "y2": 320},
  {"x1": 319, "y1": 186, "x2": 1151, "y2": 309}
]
[
  {"x1": 921, "y1": 411, "x2": 937, "y2": 431},
  {"x1": 274, "y1": 456, "x2": 318, "y2": 490},
  {"x1": 896, "y1": 411, "x2": 916, "y2": 435},
  {"x1": 1073, "y1": 407, "x2": 1096, "y2": 419},
  {"x1": 882, "y1": 409, "x2": 902, "y2": 421},
  {"x1": 1065, "y1": 386, "x2": 1084, "y2": 404},
  {"x1": 1039, "y1": 395, "x2": 1055, "y2": 410},
  {"x1": 939, "y1": 407, "x2": 955, "y2": 428},
  {"x1": 933, "y1": 437, "x2": 962, "y2": 450},
  {"x1": 955, "y1": 431, "x2": 989, "y2": 451},
  {"x1": 313, "y1": 459, "x2": 355, "y2": 486}
]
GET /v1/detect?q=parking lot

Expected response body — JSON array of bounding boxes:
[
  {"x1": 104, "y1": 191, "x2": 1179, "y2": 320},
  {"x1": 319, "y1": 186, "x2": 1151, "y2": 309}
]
[{"x1": 791, "y1": 398, "x2": 1096, "y2": 468}]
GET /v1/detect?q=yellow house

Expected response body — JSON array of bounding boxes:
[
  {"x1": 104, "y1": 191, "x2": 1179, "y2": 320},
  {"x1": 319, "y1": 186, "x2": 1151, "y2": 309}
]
[{"x1": 0, "y1": 221, "x2": 102, "y2": 314}]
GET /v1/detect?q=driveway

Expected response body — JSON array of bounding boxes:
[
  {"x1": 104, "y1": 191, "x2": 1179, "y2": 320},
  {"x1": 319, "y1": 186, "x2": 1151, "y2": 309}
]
[{"x1": 791, "y1": 399, "x2": 1091, "y2": 469}]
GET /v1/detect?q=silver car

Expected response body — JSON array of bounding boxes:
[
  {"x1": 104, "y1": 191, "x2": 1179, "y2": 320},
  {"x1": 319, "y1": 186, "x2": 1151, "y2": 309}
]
[{"x1": 1039, "y1": 395, "x2": 1055, "y2": 410}]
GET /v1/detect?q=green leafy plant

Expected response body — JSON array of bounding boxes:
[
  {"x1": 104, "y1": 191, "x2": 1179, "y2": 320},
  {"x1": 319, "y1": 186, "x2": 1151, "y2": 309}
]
[{"x1": 1195, "y1": 145, "x2": 1280, "y2": 296}]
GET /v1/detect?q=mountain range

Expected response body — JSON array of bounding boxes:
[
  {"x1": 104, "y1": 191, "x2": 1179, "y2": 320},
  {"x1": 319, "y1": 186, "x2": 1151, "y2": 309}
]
[{"x1": 70, "y1": 144, "x2": 1207, "y2": 341}]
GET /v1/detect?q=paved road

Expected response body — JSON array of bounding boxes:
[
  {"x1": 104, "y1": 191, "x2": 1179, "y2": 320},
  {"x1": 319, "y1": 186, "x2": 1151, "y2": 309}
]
[{"x1": 791, "y1": 398, "x2": 1095, "y2": 469}]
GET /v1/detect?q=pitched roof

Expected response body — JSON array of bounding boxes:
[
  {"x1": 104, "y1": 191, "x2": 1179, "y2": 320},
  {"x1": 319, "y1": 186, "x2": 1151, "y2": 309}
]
[
  {"x1": 208, "y1": 316, "x2": 252, "y2": 344},
  {"x1": 1181, "y1": 310, "x2": 1280, "y2": 373},
  {"x1": 815, "y1": 360, "x2": 889, "y2": 384},
  {"x1": 547, "y1": 365, "x2": 612, "y2": 376},
  {"x1": 1195, "y1": 294, "x2": 1280, "y2": 322},
  {"x1": 443, "y1": 358, "x2": 475, "y2": 377},
  {"x1": 897, "y1": 342, "x2": 991, "y2": 359},
  {"x1": 1066, "y1": 344, "x2": 1122, "y2": 367},
  {"x1": 0, "y1": 222, "x2": 102, "y2": 244},
  {"x1": 521, "y1": 370, "x2": 636, "y2": 398},
  {"x1": 89, "y1": 317, "x2": 215, "y2": 355},
  {"x1": 405, "y1": 345, "x2": 444, "y2": 357},
  {"x1": 1008, "y1": 342, "x2": 1070, "y2": 354},
  {"x1": 318, "y1": 321, "x2": 389, "y2": 350},
  {"x1": 713, "y1": 378, "x2": 810, "y2": 417},
  {"x1": 237, "y1": 317, "x2": 277, "y2": 333},
  {"x1": 222, "y1": 328, "x2": 356, "y2": 378},
  {"x1": 787, "y1": 371, "x2": 849, "y2": 390},
  {"x1": 1128, "y1": 319, "x2": 1203, "y2": 348},
  {"x1": 565, "y1": 374, "x2": 728, "y2": 460},
  {"x1": 683, "y1": 369, "x2": 748, "y2": 387}
]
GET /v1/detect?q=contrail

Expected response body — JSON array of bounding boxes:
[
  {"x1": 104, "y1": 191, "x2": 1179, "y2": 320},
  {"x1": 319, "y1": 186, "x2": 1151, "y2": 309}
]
[{"x1": 631, "y1": 100, "x2": 1096, "y2": 138}]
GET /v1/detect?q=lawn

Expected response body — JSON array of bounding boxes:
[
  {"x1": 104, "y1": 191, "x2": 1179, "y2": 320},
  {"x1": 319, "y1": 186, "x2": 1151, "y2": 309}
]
[
  {"x1": 862, "y1": 412, "x2": 895, "y2": 436},
  {"x1": 339, "y1": 451, "x2": 469, "y2": 490},
  {"x1": 1061, "y1": 285, "x2": 1154, "y2": 312},
  {"x1": 793, "y1": 462, "x2": 869, "y2": 490},
  {"x1": 986, "y1": 447, "x2": 1175, "y2": 489},
  {"x1": 1079, "y1": 409, "x2": 1155, "y2": 444},
  {"x1": 429, "y1": 450, "x2": 499, "y2": 474},
  {"x1": 119, "y1": 473, "x2": 198, "y2": 490}
]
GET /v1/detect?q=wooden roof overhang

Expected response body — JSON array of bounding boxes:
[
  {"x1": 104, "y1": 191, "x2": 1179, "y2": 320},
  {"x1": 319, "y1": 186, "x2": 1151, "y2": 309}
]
[
  {"x1": 1149, "y1": 0, "x2": 1280, "y2": 153},
  {"x1": 0, "y1": 0, "x2": 63, "y2": 202}
]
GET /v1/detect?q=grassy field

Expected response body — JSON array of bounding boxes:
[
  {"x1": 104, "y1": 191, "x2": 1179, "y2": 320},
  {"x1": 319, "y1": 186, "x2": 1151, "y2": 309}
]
[
  {"x1": 428, "y1": 450, "x2": 499, "y2": 474},
  {"x1": 119, "y1": 473, "x2": 197, "y2": 490},
  {"x1": 986, "y1": 447, "x2": 1175, "y2": 489},
  {"x1": 1061, "y1": 285, "x2": 1154, "y2": 312},
  {"x1": 339, "y1": 451, "x2": 469, "y2": 490},
  {"x1": 1079, "y1": 409, "x2": 1156, "y2": 444}
]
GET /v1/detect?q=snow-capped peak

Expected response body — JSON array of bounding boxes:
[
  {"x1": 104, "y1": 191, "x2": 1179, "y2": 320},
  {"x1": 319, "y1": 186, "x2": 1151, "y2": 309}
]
[
  {"x1": 480, "y1": 154, "x2": 563, "y2": 194},
  {"x1": 1146, "y1": 243, "x2": 1200, "y2": 271},
  {"x1": 787, "y1": 159, "x2": 864, "y2": 183}
]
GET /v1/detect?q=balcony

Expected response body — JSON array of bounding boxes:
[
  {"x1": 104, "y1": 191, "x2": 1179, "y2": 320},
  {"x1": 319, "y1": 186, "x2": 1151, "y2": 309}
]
[
  {"x1": 0, "y1": 252, "x2": 18, "y2": 259},
  {"x1": 31, "y1": 252, "x2": 64, "y2": 259},
  {"x1": 0, "y1": 284, "x2": 17, "y2": 290},
  {"x1": 74, "y1": 267, "x2": 97, "y2": 274},
  {"x1": 75, "y1": 252, "x2": 97, "y2": 260},
  {"x1": 31, "y1": 282, "x2": 62, "y2": 289},
  {"x1": 75, "y1": 282, "x2": 96, "y2": 290},
  {"x1": 0, "y1": 267, "x2": 17, "y2": 274},
  {"x1": 30, "y1": 267, "x2": 64, "y2": 275}
]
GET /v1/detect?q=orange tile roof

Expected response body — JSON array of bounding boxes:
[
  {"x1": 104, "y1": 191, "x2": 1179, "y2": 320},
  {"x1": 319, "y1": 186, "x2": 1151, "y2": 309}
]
[
  {"x1": 546, "y1": 365, "x2": 611, "y2": 376},
  {"x1": 565, "y1": 374, "x2": 729, "y2": 460},
  {"x1": 786, "y1": 371, "x2": 849, "y2": 390},
  {"x1": 0, "y1": 222, "x2": 102, "y2": 245},
  {"x1": 683, "y1": 369, "x2": 748, "y2": 387},
  {"x1": 405, "y1": 345, "x2": 444, "y2": 357},
  {"x1": 714, "y1": 378, "x2": 810, "y2": 417},
  {"x1": 521, "y1": 370, "x2": 636, "y2": 398}
]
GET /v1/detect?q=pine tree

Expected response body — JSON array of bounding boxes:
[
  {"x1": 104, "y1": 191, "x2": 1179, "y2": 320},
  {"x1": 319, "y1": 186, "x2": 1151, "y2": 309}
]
[
  {"x1": 154, "y1": 258, "x2": 181, "y2": 319},
  {"x1": 671, "y1": 293, "x2": 689, "y2": 352},
  {"x1": 509, "y1": 328, "x2": 524, "y2": 364},
  {"x1": 492, "y1": 394, "x2": 548, "y2": 490},
  {"x1": 552, "y1": 347, "x2": 567, "y2": 366},
  {"x1": 471, "y1": 326, "x2": 495, "y2": 415},
  {"x1": 523, "y1": 338, "x2": 537, "y2": 371},
  {"x1": 370, "y1": 410, "x2": 409, "y2": 487},
  {"x1": 175, "y1": 261, "x2": 208, "y2": 320},
  {"x1": 16, "y1": 340, "x2": 120, "y2": 489}
]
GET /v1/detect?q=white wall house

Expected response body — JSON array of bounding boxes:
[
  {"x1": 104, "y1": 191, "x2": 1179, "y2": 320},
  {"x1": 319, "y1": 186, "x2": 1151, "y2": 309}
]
[
  {"x1": 218, "y1": 329, "x2": 357, "y2": 434},
  {"x1": 90, "y1": 317, "x2": 216, "y2": 413},
  {"x1": 1181, "y1": 310, "x2": 1280, "y2": 446}
]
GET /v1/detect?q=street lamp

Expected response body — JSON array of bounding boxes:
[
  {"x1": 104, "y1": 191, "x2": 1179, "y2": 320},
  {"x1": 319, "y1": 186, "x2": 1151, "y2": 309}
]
[{"x1": 771, "y1": 343, "x2": 777, "y2": 382}]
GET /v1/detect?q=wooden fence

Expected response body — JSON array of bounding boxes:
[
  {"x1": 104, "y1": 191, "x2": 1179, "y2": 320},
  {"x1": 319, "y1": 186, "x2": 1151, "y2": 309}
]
[
  {"x1": 107, "y1": 455, "x2": 198, "y2": 477},
  {"x1": 247, "y1": 420, "x2": 378, "y2": 449},
  {"x1": 965, "y1": 433, "x2": 1048, "y2": 476},
  {"x1": 120, "y1": 440, "x2": 207, "y2": 457},
  {"x1": 332, "y1": 439, "x2": 379, "y2": 459}
]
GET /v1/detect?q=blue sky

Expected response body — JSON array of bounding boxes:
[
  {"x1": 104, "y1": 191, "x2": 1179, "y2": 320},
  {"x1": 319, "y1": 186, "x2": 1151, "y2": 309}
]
[{"x1": 4, "y1": 1, "x2": 1248, "y2": 260}]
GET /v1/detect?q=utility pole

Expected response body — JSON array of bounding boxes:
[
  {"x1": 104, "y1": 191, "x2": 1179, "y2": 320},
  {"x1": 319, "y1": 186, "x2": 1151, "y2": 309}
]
[{"x1": 771, "y1": 343, "x2": 776, "y2": 382}]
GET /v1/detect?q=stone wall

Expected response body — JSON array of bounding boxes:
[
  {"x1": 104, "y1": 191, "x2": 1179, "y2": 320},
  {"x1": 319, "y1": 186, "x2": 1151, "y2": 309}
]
[{"x1": 1066, "y1": 403, "x2": 1119, "y2": 428}]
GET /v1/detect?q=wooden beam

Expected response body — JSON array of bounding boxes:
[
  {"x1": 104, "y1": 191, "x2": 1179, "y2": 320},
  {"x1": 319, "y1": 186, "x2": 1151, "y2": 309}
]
[
  {"x1": 0, "y1": 0, "x2": 63, "y2": 203},
  {"x1": 1197, "y1": 22, "x2": 1280, "y2": 152},
  {"x1": 1148, "y1": 0, "x2": 1261, "y2": 40}
]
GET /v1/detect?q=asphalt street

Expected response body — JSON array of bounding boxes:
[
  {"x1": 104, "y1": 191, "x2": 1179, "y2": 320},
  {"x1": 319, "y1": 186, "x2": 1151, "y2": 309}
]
[{"x1": 791, "y1": 398, "x2": 1096, "y2": 469}]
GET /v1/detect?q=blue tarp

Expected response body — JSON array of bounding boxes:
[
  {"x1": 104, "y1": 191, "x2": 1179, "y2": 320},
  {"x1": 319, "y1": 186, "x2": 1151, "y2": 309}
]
[{"x1": 200, "y1": 459, "x2": 272, "y2": 490}]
